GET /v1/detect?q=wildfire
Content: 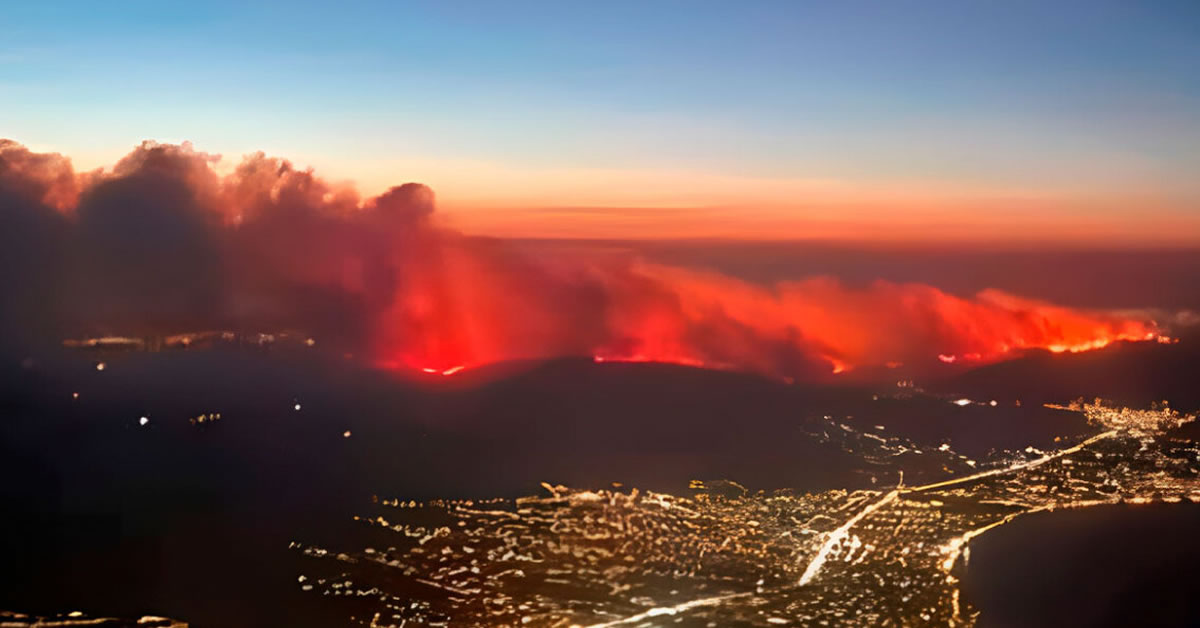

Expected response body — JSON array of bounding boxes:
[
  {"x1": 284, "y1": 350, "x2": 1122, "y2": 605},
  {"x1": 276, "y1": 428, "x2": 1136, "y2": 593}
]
[
  {"x1": 411, "y1": 364, "x2": 467, "y2": 376},
  {"x1": 592, "y1": 353, "x2": 711, "y2": 369},
  {"x1": 2, "y1": 138, "x2": 1168, "y2": 384},
  {"x1": 375, "y1": 258, "x2": 1166, "y2": 382}
]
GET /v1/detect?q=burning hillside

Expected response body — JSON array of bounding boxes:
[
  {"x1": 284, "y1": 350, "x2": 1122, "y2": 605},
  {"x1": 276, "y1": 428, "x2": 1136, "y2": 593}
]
[{"x1": 0, "y1": 139, "x2": 1168, "y2": 381}]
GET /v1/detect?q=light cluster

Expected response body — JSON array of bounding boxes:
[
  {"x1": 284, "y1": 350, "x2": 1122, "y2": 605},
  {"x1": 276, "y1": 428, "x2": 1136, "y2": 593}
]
[{"x1": 292, "y1": 402, "x2": 1199, "y2": 626}]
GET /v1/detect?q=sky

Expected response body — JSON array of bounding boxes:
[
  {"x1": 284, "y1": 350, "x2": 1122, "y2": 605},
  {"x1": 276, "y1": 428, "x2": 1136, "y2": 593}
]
[{"x1": 3, "y1": 0, "x2": 1199, "y2": 242}]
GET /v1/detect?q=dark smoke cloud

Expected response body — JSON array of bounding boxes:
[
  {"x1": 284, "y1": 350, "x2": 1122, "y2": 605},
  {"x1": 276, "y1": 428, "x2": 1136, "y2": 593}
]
[
  {"x1": 0, "y1": 140, "x2": 437, "y2": 355},
  {"x1": 73, "y1": 142, "x2": 225, "y2": 332},
  {"x1": 0, "y1": 141, "x2": 77, "y2": 353},
  {"x1": 0, "y1": 139, "x2": 1169, "y2": 380}
]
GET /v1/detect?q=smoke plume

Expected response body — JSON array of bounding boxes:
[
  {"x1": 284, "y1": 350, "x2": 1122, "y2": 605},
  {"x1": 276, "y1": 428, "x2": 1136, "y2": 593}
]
[{"x1": 0, "y1": 139, "x2": 1167, "y2": 380}]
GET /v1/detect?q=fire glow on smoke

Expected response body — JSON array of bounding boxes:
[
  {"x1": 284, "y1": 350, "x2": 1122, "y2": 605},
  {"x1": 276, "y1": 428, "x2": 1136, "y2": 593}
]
[
  {"x1": 0, "y1": 139, "x2": 1167, "y2": 381},
  {"x1": 382, "y1": 256, "x2": 1163, "y2": 379}
]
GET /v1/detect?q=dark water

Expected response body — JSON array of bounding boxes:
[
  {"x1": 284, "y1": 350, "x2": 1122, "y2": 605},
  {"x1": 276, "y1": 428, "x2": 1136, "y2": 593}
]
[{"x1": 964, "y1": 503, "x2": 1200, "y2": 628}]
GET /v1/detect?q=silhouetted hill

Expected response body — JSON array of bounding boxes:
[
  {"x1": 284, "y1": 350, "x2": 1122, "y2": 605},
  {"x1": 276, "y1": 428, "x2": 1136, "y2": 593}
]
[
  {"x1": 0, "y1": 351, "x2": 864, "y2": 627},
  {"x1": 938, "y1": 337, "x2": 1200, "y2": 412}
]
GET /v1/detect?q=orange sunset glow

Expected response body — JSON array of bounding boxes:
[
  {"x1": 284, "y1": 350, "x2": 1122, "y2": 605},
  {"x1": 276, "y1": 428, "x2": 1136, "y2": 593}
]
[{"x1": 294, "y1": 160, "x2": 1200, "y2": 245}]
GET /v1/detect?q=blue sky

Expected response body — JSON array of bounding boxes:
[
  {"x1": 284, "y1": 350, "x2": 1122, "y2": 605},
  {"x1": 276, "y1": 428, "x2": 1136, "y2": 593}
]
[{"x1": 2, "y1": 1, "x2": 1198, "y2": 238}]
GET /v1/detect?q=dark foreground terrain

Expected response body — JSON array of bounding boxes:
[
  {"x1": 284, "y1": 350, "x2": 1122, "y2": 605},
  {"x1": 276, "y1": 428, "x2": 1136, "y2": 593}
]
[{"x1": 1, "y1": 341, "x2": 1198, "y2": 626}]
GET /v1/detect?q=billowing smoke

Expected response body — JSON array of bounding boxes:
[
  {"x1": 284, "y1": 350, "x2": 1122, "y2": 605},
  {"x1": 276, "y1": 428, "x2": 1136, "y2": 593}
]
[{"x1": 0, "y1": 139, "x2": 1166, "y2": 379}]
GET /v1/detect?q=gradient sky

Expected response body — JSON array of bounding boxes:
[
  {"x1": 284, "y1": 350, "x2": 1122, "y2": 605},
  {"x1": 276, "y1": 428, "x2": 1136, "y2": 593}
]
[{"x1": 3, "y1": 1, "x2": 1199, "y2": 242}]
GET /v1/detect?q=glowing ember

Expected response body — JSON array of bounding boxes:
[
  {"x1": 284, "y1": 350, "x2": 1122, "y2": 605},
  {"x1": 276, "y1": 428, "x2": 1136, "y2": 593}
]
[{"x1": 590, "y1": 353, "x2": 711, "y2": 369}]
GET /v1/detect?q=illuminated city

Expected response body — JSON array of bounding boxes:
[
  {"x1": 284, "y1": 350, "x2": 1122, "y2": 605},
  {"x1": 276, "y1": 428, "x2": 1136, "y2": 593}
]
[
  {"x1": 4, "y1": 1, "x2": 1200, "y2": 625},
  {"x1": 284, "y1": 400, "x2": 1199, "y2": 627}
]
